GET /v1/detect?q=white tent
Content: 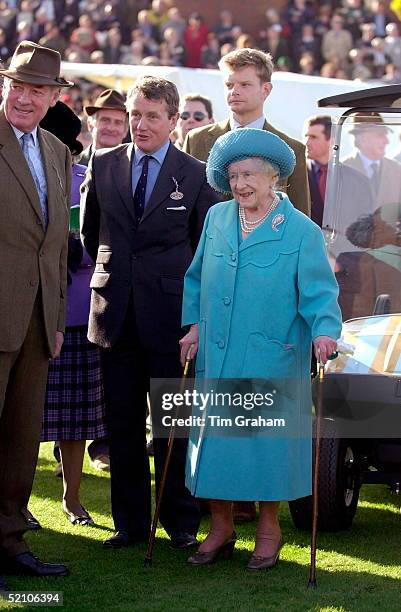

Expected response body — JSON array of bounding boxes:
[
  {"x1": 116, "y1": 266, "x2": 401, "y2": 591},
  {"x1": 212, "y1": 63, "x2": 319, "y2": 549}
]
[{"x1": 61, "y1": 62, "x2": 375, "y2": 140}]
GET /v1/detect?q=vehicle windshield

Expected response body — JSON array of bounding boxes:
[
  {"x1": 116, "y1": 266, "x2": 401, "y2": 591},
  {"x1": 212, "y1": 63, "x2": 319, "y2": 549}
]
[
  {"x1": 327, "y1": 314, "x2": 401, "y2": 375},
  {"x1": 323, "y1": 113, "x2": 401, "y2": 321}
]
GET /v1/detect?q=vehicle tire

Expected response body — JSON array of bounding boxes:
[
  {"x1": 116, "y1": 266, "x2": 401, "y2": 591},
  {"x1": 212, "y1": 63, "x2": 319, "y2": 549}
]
[{"x1": 289, "y1": 420, "x2": 361, "y2": 531}]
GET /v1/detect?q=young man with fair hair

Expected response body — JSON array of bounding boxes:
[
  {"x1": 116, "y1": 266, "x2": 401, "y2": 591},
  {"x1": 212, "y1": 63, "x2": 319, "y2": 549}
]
[{"x1": 183, "y1": 47, "x2": 310, "y2": 215}]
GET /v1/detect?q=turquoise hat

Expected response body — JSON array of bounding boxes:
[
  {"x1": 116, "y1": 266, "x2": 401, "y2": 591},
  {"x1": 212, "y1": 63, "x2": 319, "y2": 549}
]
[{"x1": 206, "y1": 128, "x2": 296, "y2": 194}]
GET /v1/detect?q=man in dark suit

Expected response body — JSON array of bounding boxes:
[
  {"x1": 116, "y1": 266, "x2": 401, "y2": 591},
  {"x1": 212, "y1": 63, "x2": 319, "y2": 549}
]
[
  {"x1": 183, "y1": 47, "x2": 310, "y2": 216},
  {"x1": 0, "y1": 41, "x2": 72, "y2": 582},
  {"x1": 304, "y1": 115, "x2": 332, "y2": 227},
  {"x1": 81, "y1": 75, "x2": 221, "y2": 549}
]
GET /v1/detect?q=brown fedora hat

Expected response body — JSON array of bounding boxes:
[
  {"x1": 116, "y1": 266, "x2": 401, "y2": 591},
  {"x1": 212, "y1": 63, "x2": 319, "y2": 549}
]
[
  {"x1": 0, "y1": 40, "x2": 73, "y2": 87},
  {"x1": 349, "y1": 111, "x2": 392, "y2": 134},
  {"x1": 84, "y1": 89, "x2": 127, "y2": 116}
]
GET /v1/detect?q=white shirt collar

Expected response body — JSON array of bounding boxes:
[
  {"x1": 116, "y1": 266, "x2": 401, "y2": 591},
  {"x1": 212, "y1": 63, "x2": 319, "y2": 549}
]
[
  {"x1": 358, "y1": 151, "x2": 380, "y2": 175},
  {"x1": 230, "y1": 115, "x2": 266, "y2": 130},
  {"x1": 11, "y1": 124, "x2": 39, "y2": 147}
]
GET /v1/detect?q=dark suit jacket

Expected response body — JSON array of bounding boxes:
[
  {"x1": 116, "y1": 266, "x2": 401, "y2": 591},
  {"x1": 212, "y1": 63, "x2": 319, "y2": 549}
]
[
  {"x1": 183, "y1": 118, "x2": 310, "y2": 216},
  {"x1": 0, "y1": 111, "x2": 71, "y2": 354},
  {"x1": 80, "y1": 142, "x2": 221, "y2": 351},
  {"x1": 307, "y1": 159, "x2": 324, "y2": 227}
]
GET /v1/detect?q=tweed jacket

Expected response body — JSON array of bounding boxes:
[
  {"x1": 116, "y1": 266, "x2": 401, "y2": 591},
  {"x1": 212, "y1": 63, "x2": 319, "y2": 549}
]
[
  {"x1": 0, "y1": 111, "x2": 71, "y2": 354},
  {"x1": 183, "y1": 118, "x2": 310, "y2": 216},
  {"x1": 343, "y1": 154, "x2": 401, "y2": 224}
]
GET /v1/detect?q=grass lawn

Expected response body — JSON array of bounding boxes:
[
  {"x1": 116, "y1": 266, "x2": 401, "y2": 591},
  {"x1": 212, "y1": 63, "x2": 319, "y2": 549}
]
[{"x1": 1, "y1": 442, "x2": 401, "y2": 611}]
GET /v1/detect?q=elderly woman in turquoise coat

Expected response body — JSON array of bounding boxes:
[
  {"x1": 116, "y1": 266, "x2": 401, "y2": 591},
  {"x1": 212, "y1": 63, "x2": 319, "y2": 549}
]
[{"x1": 179, "y1": 128, "x2": 342, "y2": 570}]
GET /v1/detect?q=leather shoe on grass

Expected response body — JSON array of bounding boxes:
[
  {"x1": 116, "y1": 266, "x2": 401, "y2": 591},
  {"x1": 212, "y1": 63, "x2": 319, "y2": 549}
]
[
  {"x1": 3, "y1": 552, "x2": 69, "y2": 577},
  {"x1": 22, "y1": 508, "x2": 42, "y2": 530},
  {"x1": 0, "y1": 574, "x2": 9, "y2": 592},
  {"x1": 63, "y1": 504, "x2": 94, "y2": 526},
  {"x1": 170, "y1": 532, "x2": 198, "y2": 549},
  {"x1": 103, "y1": 531, "x2": 141, "y2": 549}
]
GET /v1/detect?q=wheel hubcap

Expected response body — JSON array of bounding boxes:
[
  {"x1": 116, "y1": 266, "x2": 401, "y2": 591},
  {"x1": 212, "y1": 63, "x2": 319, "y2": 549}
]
[{"x1": 344, "y1": 446, "x2": 355, "y2": 507}]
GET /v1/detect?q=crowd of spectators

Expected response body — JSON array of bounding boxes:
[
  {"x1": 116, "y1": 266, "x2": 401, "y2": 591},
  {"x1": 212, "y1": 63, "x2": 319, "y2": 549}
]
[{"x1": 1, "y1": 0, "x2": 400, "y2": 129}]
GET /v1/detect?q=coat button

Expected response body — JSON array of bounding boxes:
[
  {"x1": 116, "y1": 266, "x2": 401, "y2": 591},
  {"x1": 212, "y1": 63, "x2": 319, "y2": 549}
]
[
  {"x1": 231, "y1": 253, "x2": 237, "y2": 262},
  {"x1": 223, "y1": 297, "x2": 231, "y2": 305},
  {"x1": 217, "y1": 340, "x2": 225, "y2": 349}
]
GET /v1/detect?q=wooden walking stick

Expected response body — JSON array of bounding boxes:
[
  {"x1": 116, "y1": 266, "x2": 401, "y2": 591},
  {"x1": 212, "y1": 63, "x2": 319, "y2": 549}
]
[
  {"x1": 144, "y1": 345, "x2": 194, "y2": 567},
  {"x1": 308, "y1": 349, "x2": 338, "y2": 587},
  {"x1": 308, "y1": 353, "x2": 325, "y2": 588}
]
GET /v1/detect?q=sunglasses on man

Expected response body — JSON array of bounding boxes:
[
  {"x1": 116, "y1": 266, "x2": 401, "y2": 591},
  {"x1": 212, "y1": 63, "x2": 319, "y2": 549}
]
[{"x1": 180, "y1": 111, "x2": 207, "y2": 121}]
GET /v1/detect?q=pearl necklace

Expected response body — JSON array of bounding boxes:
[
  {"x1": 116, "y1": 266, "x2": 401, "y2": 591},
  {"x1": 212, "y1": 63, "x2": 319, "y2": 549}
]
[{"x1": 239, "y1": 194, "x2": 280, "y2": 234}]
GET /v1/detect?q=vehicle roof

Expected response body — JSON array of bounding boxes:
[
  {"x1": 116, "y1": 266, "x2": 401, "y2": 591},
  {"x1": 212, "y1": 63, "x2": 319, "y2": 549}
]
[{"x1": 319, "y1": 84, "x2": 401, "y2": 109}]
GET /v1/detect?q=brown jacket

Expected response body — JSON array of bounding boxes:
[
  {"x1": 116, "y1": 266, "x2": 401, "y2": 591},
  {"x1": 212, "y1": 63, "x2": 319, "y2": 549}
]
[
  {"x1": 183, "y1": 118, "x2": 310, "y2": 216},
  {"x1": 0, "y1": 111, "x2": 71, "y2": 354}
]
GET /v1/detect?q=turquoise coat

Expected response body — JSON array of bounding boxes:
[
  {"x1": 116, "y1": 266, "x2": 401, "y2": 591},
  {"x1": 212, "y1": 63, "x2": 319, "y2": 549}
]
[{"x1": 182, "y1": 195, "x2": 342, "y2": 501}]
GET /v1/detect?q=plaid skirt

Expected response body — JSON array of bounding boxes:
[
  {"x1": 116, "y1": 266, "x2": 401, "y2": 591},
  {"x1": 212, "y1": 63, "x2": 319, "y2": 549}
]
[{"x1": 41, "y1": 326, "x2": 107, "y2": 441}]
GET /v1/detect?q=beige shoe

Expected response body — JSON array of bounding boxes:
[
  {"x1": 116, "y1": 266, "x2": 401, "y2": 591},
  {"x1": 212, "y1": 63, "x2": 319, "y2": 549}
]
[{"x1": 90, "y1": 454, "x2": 110, "y2": 472}]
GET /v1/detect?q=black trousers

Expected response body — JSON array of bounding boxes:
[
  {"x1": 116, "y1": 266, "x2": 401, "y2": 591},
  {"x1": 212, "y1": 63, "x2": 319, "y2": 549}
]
[{"x1": 101, "y1": 307, "x2": 200, "y2": 540}]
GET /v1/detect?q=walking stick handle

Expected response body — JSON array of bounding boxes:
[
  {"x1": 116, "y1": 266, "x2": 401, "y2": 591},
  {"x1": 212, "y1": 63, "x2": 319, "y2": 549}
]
[{"x1": 183, "y1": 344, "x2": 194, "y2": 376}]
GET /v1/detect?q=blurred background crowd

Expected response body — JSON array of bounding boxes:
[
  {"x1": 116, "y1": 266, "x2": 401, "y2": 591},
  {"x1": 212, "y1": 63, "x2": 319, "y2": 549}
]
[{"x1": 1, "y1": 0, "x2": 401, "y2": 145}]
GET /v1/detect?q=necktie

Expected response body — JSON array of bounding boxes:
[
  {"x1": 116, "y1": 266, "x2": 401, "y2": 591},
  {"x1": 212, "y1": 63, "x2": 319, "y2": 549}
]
[
  {"x1": 133, "y1": 155, "x2": 151, "y2": 223},
  {"x1": 21, "y1": 133, "x2": 48, "y2": 227},
  {"x1": 370, "y1": 162, "x2": 380, "y2": 195},
  {"x1": 318, "y1": 164, "x2": 328, "y2": 201}
]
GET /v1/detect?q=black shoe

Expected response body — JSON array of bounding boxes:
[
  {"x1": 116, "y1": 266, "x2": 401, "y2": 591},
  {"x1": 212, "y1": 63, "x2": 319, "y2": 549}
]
[
  {"x1": 0, "y1": 574, "x2": 9, "y2": 592},
  {"x1": 22, "y1": 508, "x2": 42, "y2": 530},
  {"x1": 3, "y1": 552, "x2": 69, "y2": 577},
  {"x1": 62, "y1": 503, "x2": 94, "y2": 526},
  {"x1": 103, "y1": 531, "x2": 140, "y2": 549},
  {"x1": 170, "y1": 532, "x2": 198, "y2": 549}
]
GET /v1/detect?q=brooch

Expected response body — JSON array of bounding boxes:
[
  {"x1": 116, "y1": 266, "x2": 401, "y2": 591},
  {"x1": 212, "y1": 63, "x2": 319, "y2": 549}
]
[
  {"x1": 272, "y1": 213, "x2": 285, "y2": 232},
  {"x1": 170, "y1": 176, "x2": 184, "y2": 200}
]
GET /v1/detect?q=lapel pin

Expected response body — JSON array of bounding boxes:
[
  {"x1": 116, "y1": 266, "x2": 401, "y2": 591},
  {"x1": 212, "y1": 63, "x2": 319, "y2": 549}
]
[
  {"x1": 272, "y1": 213, "x2": 285, "y2": 232},
  {"x1": 170, "y1": 176, "x2": 184, "y2": 200}
]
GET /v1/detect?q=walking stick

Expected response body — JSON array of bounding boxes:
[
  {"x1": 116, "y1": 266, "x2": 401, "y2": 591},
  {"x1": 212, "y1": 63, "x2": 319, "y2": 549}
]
[
  {"x1": 308, "y1": 349, "x2": 338, "y2": 588},
  {"x1": 144, "y1": 345, "x2": 194, "y2": 567},
  {"x1": 308, "y1": 353, "x2": 325, "y2": 588}
]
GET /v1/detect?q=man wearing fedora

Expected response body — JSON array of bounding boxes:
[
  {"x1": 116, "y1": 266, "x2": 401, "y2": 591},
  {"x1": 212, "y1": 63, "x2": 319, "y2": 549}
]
[
  {"x1": 80, "y1": 88, "x2": 129, "y2": 472},
  {"x1": 183, "y1": 48, "x2": 310, "y2": 216},
  {"x1": 80, "y1": 89, "x2": 129, "y2": 167},
  {"x1": 344, "y1": 112, "x2": 401, "y2": 224},
  {"x1": 0, "y1": 41, "x2": 72, "y2": 582}
]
